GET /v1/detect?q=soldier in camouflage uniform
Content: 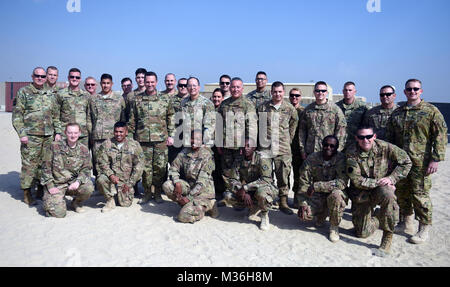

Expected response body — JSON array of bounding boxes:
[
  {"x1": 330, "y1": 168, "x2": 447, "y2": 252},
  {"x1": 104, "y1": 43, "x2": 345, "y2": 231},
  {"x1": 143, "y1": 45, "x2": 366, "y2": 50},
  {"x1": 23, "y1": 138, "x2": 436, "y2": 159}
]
[
  {"x1": 346, "y1": 125, "x2": 412, "y2": 253},
  {"x1": 41, "y1": 123, "x2": 94, "y2": 218},
  {"x1": 289, "y1": 88, "x2": 305, "y2": 208},
  {"x1": 217, "y1": 77, "x2": 258, "y2": 195},
  {"x1": 163, "y1": 130, "x2": 219, "y2": 223},
  {"x1": 222, "y1": 138, "x2": 278, "y2": 230},
  {"x1": 336, "y1": 82, "x2": 368, "y2": 150},
  {"x1": 219, "y1": 74, "x2": 232, "y2": 99},
  {"x1": 83, "y1": 77, "x2": 97, "y2": 100},
  {"x1": 55, "y1": 68, "x2": 92, "y2": 147},
  {"x1": 44, "y1": 66, "x2": 59, "y2": 94},
  {"x1": 96, "y1": 122, "x2": 144, "y2": 212},
  {"x1": 12, "y1": 67, "x2": 61, "y2": 205},
  {"x1": 386, "y1": 79, "x2": 447, "y2": 244},
  {"x1": 124, "y1": 68, "x2": 147, "y2": 123},
  {"x1": 246, "y1": 71, "x2": 271, "y2": 110},
  {"x1": 89, "y1": 74, "x2": 126, "y2": 177},
  {"x1": 128, "y1": 71, "x2": 175, "y2": 204},
  {"x1": 169, "y1": 77, "x2": 189, "y2": 164},
  {"x1": 298, "y1": 81, "x2": 347, "y2": 159},
  {"x1": 257, "y1": 82, "x2": 298, "y2": 215},
  {"x1": 363, "y1": 85, "x2": 398, "y2": 141},
  {"x1": 297, "y1": 135, "x2": 348, "y2": 242},
  {"x1": 161, "y1": 73, "x2": 177, "y2": 97}
]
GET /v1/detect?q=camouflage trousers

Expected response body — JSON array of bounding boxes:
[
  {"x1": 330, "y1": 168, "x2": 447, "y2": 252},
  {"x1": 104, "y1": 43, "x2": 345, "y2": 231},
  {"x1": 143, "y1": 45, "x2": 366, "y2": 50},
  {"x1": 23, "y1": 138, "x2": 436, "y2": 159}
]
[
  {"x1": 96, "y1": 174, "x2": 134, "y2": 207},
  {"x1": 349, "y1": 185, "x2": 399, "y2": 238},
  {"x1": 140, "y1": 141, "x2": 168, "y2": 192},
  {"x1": 163, "y1": 179, "x2": 215, "y2": 223},
  {"x1": 43, "y1": 182, "x2": 94, "y2": 218},
  {"x1": 92, "y1": 139, "x2": 106, "y2": 177},
  {"x1": 395, "y1": 165, "x2": 433, "y2": 225},
  {"x1": 20, "y1": 135, "x2": 52, "y2": 189},
  {"x1": 299, "y1": 190, "x2": 348, "y2": 226},
  {"x1": 221, "y1": 148, "x2": 244, "y2": 193},
  {"x1": 273, "y1": 154, "x2": 292, "y2": 197},
  {"x1": 223, "y1": 183, "x2": 278, "y2": 213},
  {"x1": 291, "y1": 152, "x2": 303, "y2": 195}
]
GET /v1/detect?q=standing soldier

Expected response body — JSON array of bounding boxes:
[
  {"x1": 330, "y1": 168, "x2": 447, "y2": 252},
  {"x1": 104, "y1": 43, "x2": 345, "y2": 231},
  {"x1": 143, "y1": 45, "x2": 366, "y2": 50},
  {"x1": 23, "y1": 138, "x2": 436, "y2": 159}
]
[
  {"x1": 217, "y1": 77, "x2": 258, "y2": 196},
  {"x1": 363, "y1": 85, "x2": 398, "y2": 141},
  {"x1": 257, "y1": 81, "x2": 298, "y2": 215},
  {"x1": 55, "y1": 68, "x2": 91, "y2": 147},
  {"x1": 169, "y1": 77, "x2": 189, "y2": 164},
  {"x1": 96, "y1": 122, "x2": 144, "y2": 212},
  {"x1": 336, "y1": 81, "x2": 368, "y2": 150},
  {"x1": 41, "y1": 123, "x2": 94, "y2": 218},
  {"x1": 386, "y1": 79, "x2": 447, "y2": 244},
  {"x1": 161, "y1": 73, "x2": 177, "y2": 97},
  {"x1": 128, "y1": 71, "x2": 175, "y2": 204},
  {"x1": 289, "y1": 88, "x2": 305, "y2": 208},
  {"x1": 346, "y1": 125, "x2": 412, "y2": 254},
  {"x1": 84, "y1": 77, "x2": 98, "y2": 100},
  {"x1": 12, "y1": 67, "x2": 61, "y2": 205},
  {"x1": 219, "y1": 74, "x2": 232, "y2": 99},
  {"x1": 44, "y1": 66, "x2": 59, "y2": 94},
  {"x1": 89, "y1": 74, "x2": 126, "y2": 177},
  {"x1": 163, "y1": 130, "x2": 219, "y2": 223},
  {"x1": 246, "y1": 71, "x2": 271, "y2": 110},
  {"x1": 298, "y1": 81, "x2": 346, "y2": 160},
  {"x1": 125, "y1": 68, "x2": 147, "y2": 123},
  {"x1": 297, "y1": 136, "x2": 348, "y2": 242}
]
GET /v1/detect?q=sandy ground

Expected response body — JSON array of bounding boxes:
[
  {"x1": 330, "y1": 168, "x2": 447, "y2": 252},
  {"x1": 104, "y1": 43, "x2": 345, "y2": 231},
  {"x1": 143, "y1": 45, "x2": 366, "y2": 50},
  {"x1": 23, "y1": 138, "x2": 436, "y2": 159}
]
[{"x1": 0, "y1": 111, "x2": 449, "y2": 267}]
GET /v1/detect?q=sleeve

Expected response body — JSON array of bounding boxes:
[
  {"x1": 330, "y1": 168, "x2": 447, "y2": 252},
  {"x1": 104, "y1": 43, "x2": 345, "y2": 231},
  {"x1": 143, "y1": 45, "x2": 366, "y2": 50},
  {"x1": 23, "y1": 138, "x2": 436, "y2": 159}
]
[
  {"x1": 169, "y1": 153, "x2": 183, "y2": 183},
  {"x1": 245, "y1": 156, "x2": 273, "y2": 191},
  {"x1": 75, "y1": 146, "x2": 93, "y2": 184},
  {"x1": 167, "y1": 99, "x2": 176, "y2": 138},
  {"x1": 346, "y1": 157, "x2": 378, "y2": 190},
  {"x1": 41, "y1": 143, "x2": 56, "y2": 189},
  {"x1": 335, "y1": 108, "x2": 347, "y2": 152},
  {"x1": 385, "y1": 113, "x2": 395, "y2": 144},
  {"x1": 430, "y1": 109, "x2": 448, "y2": 162},
  {"x1": 289, "y1": 106, "x2": 299, "y2": 144},
  {"x1": 54, "y1": 92, "x2": 63, "y2": 135},
  {"x1": 86, "y1": 95, "x2": 92, "y2": 136},
  {"x1": 96, "y1": 142, "x2": 115, "y2": 179},
  {"x1": 127, "y1": 143, "x2": 145, "y2": 186},
  {"x1": 119, "y1": 97, "x2": 126, "y2": 123},
  {"x1": 11, "y1": 90, "x2": 26, "y2": 138},
  {"x1": 190, "y1": 155, "x2": 215, "y2": 196},
  {"x1": 298, "y1": 110, "x2": 307, "y2": 154},
  {"x1": 313, "y1": 156, "x2": 348, "y2": 193},
  {"x1": 127, "y1": 99, "x2": 136, "y2": 137},
  {"x1": 246, "y1": 102, "x2": 258, "y2": 144},
  {"x1": 296, "y1": 160, "x2": 312, "y2": 206},
  {"x1": 203, "y1": 102, "x2": 216, "y2": 147},
  {"x1": 386, "y1": 144, "x2": 412, "y2": 185}
]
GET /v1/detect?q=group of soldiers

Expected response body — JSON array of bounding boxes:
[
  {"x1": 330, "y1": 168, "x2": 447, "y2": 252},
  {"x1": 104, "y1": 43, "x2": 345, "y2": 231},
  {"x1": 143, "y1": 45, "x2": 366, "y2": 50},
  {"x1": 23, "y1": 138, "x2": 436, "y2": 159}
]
[{"x1": 12, "y1": 66, "x2": 447, "y2": 256}]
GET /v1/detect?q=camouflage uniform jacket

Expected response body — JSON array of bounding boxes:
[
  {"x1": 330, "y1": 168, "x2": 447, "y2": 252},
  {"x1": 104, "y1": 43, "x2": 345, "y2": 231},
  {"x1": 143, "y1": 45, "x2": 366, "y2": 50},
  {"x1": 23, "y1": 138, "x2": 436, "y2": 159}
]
[
  {"x1": 298, "y1": 151, "x2": 348, "y2": 205},
  {"x1": 346, "y1": 139, "x2": 412, "y2": 190},
  {"x1": 246, "y1": 88, "x2": 271, "y2": 110},
  {"x1": 172, "y1": 93, "x2": 188, "y2": 114},
  {"x1": 128, "y1": 91, "x2": 175, "y2": 142},
  {"x1": 96, "y1": 137, "x2": 144, "y2": 187},
  {"x1": 43, "y1": 82, "x2": 60, "y2": 95},
  {"x1": 229, "y1": 151, "x2": 274, "y2": 193},
  {"x1": 298, "y1": 100, "x2": 347, "y2": 155},
  {"x1": 363, "y1": 104, "x2": 398, "y2": 140},
  {"x1": 179, "y1": 95, "x2": 216, "y2": 146},
  {"x1": 257, "y1": 99, "x2": 299, "y2": 156},
  {"x1": 89, "y1": 92, "x2": 126, "y2": 140},
  {"x1": 12, "y1": 83, "x2": 61, "y2": 137},
  {"x1": 169, "y1": 146, "x2": 215, "y2": 196},
  {"x1": 336, "y1": 99, "x2": 368, "y2": 147},
  {"x1": 41, "y1": 140, "x2": 92, "y2": 190},
  {"x1": 55, "y1": 87, "x2": 91, "y2": 137},
  {"x1": 218, "y1": 96, "x2": 258, "y2": 150},
  {"x1": 124, "y1": 89, "x2": 143, "y2": 122},
  {"x1": 291, "y1": 105, "x2": 305, "y2": 154},
  {"x1": 386, "y1": 100, "x2": 447, "y2": 167}
]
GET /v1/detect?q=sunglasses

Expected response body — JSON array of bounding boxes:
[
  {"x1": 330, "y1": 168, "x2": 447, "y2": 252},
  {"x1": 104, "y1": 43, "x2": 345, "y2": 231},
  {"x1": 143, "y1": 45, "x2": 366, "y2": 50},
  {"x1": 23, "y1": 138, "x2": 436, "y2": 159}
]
[
  {"x1": 323, "y1": 143, "x2": 336, "y2": 148},
  {"x1": 314, "y1": 89, "x2": 327, "y2": 93},
  {"x1": 356, "y1": 134, "x2": 374, "y2": 140},
  {"x1": 85, "y1": 83, "x2": 96, "y2": 87},
  {"x1": 289, "y1": 94, "x2": 301, "y2": 98},
  {"x1": 380, "y1": 93, "x2": 394, "y2": 97},
  {"x1": 220, "y1": 82, "x2": 230, "y2": 86},
  {"x1": 69, "y1": 76, "x2": 81, "y2": 80},
  {"x1": 405, "y1": 87, "x2": 420, "y2": 92},
  {"x1": 33, "y1": 74, "x2": 47, "y2": 79},
  {"x1": 178, "y1": 84, "x2": 187, "y2": 88}
]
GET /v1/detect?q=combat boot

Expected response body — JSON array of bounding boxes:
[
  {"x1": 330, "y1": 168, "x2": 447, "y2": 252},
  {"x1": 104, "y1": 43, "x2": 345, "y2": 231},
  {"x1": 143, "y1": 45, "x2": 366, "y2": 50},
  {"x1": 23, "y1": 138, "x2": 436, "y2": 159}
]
[
  {"x1": 101, "y1": 197, "x2": 116, "y2": 213},
  {"x1": 260, "y1": 211, "x2": 270, "y2": 231},
  {"x1": 279, "y1": 196, "x2": 293, "y2": 215},
  {"x1": 154, "y1": 186, "x2": 164, "y2": 204},
  {"x1": 206, "y1": 201, "x2": 220, "y2": 218},
  {"x1": 329, "y1": 224, "x2": 340, "y2": 243},
  {"x1": 71, "y1": 199, "x2": 86, "y2": 213},
  {"x1": 23, "y1": 189, "x2": 36, "y2": 206},
  {"x1": 139, "y1": 190, "x2": 153, "y2": 204},
  {"x1": 36, "y1": 184, "x2": 44, "y2": 200},
  {"x1": 379, "y1": 231, "x2": 393, "y2": 253},
  {"x1": 409, "y1": 222, "x2": 430, "y2": 244}
]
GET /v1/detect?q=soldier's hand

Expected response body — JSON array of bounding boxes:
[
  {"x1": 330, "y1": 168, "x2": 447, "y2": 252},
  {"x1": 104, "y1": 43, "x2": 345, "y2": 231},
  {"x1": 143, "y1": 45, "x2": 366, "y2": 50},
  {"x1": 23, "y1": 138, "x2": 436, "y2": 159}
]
[
  {"x1": 68, "y1": 181, "x2": 80, "y2": 191},
  {"x1": 177, "y1": 196, "x2": 190, "y2": 206},
  {"x1": 298, "y1": 205, "x2": 313, "y2": 221},
  {"x1": 166, "y1": 137, "x2": 174, "y2": 146},
  {"x1": 243, "y1": 193, "x2": 253, "y2": 208},
  {"x1": 174, "y1": 182, "x2": 182, "y2": 199},
  {"x1": 49, "y1": 187, "x2": 60, "y2": 195},
  {"x1": 426, "y1": 160, "x2": 439, "y2": 175},
  {"x1": 109, "y1": 175, "x2": 120, "y2": 185},
  {"x1": 122, "y1": 184, "x2": 130, "y2": 194},
  {"x1": 377, "y1": 177, "x2": 393, "y2": 186},
  {"x1": 20, "y1": 136, "x2": 29, "y2": 145},
  {"x1": 54, "y1": 134, "x2": 62, "y2": 142},
  {"x1": 307, "y1": 185, "x2": 315, "y2": 197}
]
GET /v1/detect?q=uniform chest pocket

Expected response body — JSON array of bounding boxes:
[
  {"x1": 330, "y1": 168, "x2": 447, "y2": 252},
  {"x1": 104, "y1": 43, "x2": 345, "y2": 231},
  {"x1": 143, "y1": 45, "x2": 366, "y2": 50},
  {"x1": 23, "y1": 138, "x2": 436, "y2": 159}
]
[{"x1": 25, "y1": 95, "x2": 41, "y2": 112}]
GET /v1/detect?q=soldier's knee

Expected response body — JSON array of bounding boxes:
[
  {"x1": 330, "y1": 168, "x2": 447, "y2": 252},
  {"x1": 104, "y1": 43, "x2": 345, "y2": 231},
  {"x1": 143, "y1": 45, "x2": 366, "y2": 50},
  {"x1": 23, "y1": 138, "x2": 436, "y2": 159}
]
[
  {"x1": 162, "y1": 181, "x2": 174, "y2": 196},
  {"x1": 44, "y1": 204, "x2": 67, "y2": 218}
]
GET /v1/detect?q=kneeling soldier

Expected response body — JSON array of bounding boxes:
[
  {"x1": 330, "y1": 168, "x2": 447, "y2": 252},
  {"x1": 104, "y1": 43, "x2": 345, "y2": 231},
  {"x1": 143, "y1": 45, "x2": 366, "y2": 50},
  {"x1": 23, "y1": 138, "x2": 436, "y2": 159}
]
[
  {"x1": 96, "y1": 122, "x2": 144, "y2": 212},
  {"x1": 41, "y1": 123, "x2": 94, "y2": 218}
]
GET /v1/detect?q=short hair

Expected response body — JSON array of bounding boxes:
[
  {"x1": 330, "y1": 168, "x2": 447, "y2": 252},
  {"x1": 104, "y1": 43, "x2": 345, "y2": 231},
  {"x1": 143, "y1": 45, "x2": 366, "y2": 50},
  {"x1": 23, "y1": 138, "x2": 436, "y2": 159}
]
[
  {"x1": 69, "y1": 68, "x2": 81, "y2": 75},
  {"x1": 187, "y1": 76, "x2": 200, "y2": 86},
  {"x1": 256, "y1": 71, "x2": 267, "y2": 78},
  {"x1": 289, "y1": 88, "x2": 302, "y2": 96},
  {"x1": 343, "y1": 81, "x2": 356, "y2": 88},
  {"x1": 212, "y1": 88, "x2": 223, "y2": 96},
  {"x1": 405, "y1": 79, "x2": 422, "y2": 88},
  {"x1": 356, "y1": 124, "x2": 374, "y2": 133},
  {"x1": 65, "y1": 122, "x2": 81, "y2": 132},
  {"x1": 85, "y1": 76, "x2": 96, "y2": 83},
  {"x1": 145, "y1": 71, "x2": 158, "y2": 80},
  {"x1": 314, "y1": 81, "x2": 328, "y2": 89},
  {"x1": 271, "y1": 81, "x2": 284, "y2": 91},
  {"x1": 121, "y1": 77, "x2": 132, "y2": 85},
  {"x1": 114, "y1": 121, "x2": 128, "y2": 129},
  {"x1": 165, "y1": 73, "x2": 176, "y2": 80},
  {"x1": 178, "y1": 78, "x2": 188, "y2": 84},
  {"x1": 231, "y1": 77, "x2": 243, "y2": 84},
  {"x1": 135, "y1": 68, "x2": 147, "y2": 76},
  {"x1": 219, "y1": 74, "x2": 231, "y2": 81},
  {"x1": 101, "y1": 74, "x2": 113, "y2": 81},
  {"x1": 33, "y1": 67, "x2": 46, "y2": 74},
  {"x1": 322, "y1": 135, "x2": 339, "y2": 147},
  {"x1": 380, "y1": 85, "x2": 396, "y2": 93},
  {"x1": 46, "y1": 66, "x2": 58, "y2": 72}
]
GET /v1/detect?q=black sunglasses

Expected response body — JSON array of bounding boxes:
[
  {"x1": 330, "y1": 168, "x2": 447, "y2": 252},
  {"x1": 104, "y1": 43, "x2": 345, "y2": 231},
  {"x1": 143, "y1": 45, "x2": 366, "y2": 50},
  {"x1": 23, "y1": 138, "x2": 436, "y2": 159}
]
[
  {"x1": 69, "y1": 76, "x2": 81, "y2": 80},
  {"x1": 289, "y1": 94, "x2": 301, "y2": 98},
  {"x1": 314, "y1": 89, "x2": 327, "y2": 93},
  {"x1": 178, "y1": 84, "x2": 187, "y2": 88},
  {"x1": 85, "y1": 83, "x2": 96, "y2": 87},
  {"x1": 356, "y1": 134, "x2": 374, "y2": 140},
  {"x1": 33, "y1": 74, "x2": 47, "y2": 79},
  {"x1": 220, "y1": 82, "x2": 230, "y2": 86},
  {"x1": 405, "y1": 87, "x2": 420, "y2": 92},
  {"x1": 323, "y1": 143, "x2": 336, "y2": 148},
  {"x1": 380, "y1": 93, "x2": 394, "y2": 97}
]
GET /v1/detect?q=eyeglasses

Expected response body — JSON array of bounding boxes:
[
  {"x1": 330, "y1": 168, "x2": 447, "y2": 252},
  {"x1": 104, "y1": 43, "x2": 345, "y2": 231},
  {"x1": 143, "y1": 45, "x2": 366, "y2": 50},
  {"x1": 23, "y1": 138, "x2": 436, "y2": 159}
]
[
  {"x1": 314, "y1": 89, "x2": 327, "y2": 93},
  {"x1": 356, "y1": 134, "x2": 374, "y2": 140},
  {"x1": 121, "y1": 84, "x2": 131, "y2": 88},
  {"x1": 33, "y1": 74, "x2": 47, "y2": 79},
  {"x1": 405, "y1": 87, "x2": 420, "y2": 92},
  {"x1": 85, "y1": 83, "x2": 96, "y2": 87},
  {"x1": 323, "y1": 143, "x2": 336, "y2": 148},
  {"x1": 69, "y1": 76, "x2": 81, "y2": 80},
  {"x1": 380, "y1": 93, "x2": 394, "y2": 97},
  {"x1": 178, "y1": 84, "x2": 187, "y2": 88},
  {"x1": 220, "y1": 82, "x2": 230, "y2": 86},
  {"x1": 289, "y1": 94, "x2": 301, "y2": 98}
]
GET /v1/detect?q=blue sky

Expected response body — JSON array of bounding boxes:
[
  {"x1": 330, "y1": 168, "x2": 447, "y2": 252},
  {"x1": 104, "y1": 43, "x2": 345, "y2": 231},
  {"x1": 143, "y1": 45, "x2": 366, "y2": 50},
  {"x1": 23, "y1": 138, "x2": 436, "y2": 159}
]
[{"x1": 1, "y1": 0, "x2": 449, "y2": 103}]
